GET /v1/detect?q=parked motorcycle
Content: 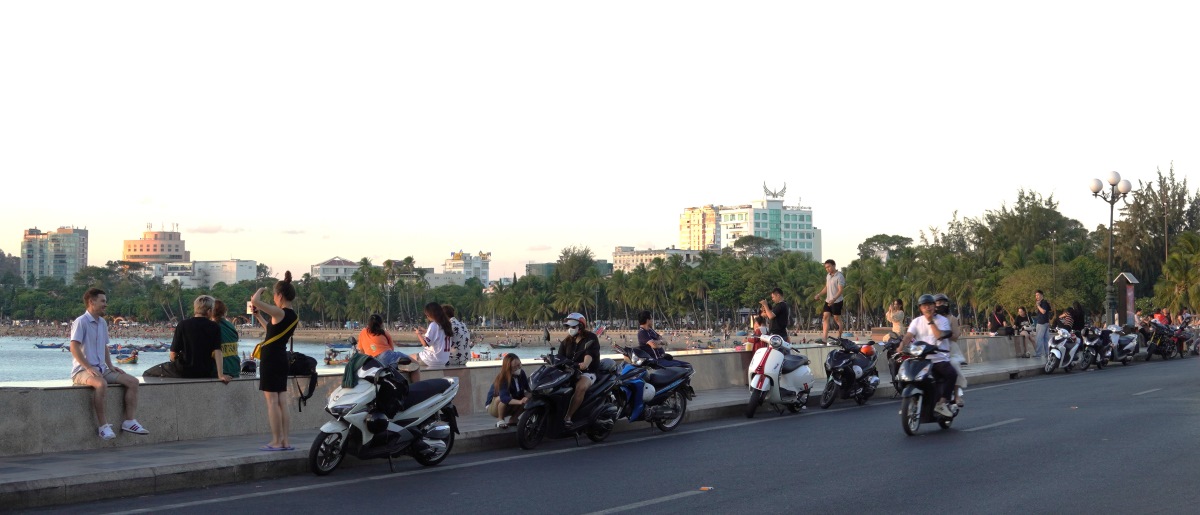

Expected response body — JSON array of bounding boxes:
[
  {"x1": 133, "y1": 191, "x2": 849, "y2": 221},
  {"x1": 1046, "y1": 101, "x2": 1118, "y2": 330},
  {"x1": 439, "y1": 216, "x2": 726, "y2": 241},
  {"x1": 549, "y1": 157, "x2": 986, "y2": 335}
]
[
  {"x1": 310, "y1": 356, "x2": 460, "y2": 476},
  {"x1": 1144, "y1": 321, "x2": 1178, "y2": 361},
  {"x1": 1108, "y1": 325, "x2": 1140, "y2": 365},
  {"x1": 896, "y1": 340, "x2": 961, "y2": 435},
  {"x1": 1044, "y1": 328, "x2": 1082, "y2": 374},
  {"x1": 746, "y1": 334, "x2": 815, "y2": 417},
  {"x1": 612, "y1": 346, "x2": 696, "y2": 432},
  {"x1": 516, "y1": 354, "x2": 620, "y2": 449},
  {"x1": 820, "y1": 338, "x2": 880, "y2": 408},
  {"x1": 881, "y1": 335, "x2": 908, "y2": 398},
  {"x1": 1077, "y1": 327, "x2": 1110, "y2": 371}
]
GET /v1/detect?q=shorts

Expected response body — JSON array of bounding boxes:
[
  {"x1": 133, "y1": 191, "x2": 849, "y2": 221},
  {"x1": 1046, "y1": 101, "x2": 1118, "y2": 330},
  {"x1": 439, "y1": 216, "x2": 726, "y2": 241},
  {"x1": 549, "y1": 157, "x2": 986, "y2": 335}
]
[
  {"x1": 824, "y1": 301, "x2": 844, "y2": 316},
  {"x1": 580, "y1": 373, "x2": 596, "y2": 383},
  {"x1": 72, "y1": 369, "x2": 125, "y2": 385}
]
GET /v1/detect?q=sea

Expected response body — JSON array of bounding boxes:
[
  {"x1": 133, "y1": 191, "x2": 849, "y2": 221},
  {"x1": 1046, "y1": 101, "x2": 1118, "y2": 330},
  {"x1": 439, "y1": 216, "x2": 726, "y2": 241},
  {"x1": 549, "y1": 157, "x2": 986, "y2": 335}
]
[{"x1": 0, "y1": 335, "x2": 555, "y2": 385}]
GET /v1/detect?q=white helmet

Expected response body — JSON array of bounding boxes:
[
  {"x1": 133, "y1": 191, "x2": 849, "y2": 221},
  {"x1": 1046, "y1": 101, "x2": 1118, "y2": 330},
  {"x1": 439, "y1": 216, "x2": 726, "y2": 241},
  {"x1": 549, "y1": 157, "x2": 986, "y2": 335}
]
[{"x1": 563, "y1": 312, "x2": 586, "y2": 327}]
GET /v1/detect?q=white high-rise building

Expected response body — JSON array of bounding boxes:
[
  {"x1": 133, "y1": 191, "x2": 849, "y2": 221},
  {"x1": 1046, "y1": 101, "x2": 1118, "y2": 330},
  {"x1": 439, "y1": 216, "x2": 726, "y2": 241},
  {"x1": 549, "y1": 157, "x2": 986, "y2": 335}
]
[
  {"x1": 716, "y1": 197, "x2": 821, "y2": 260},
  {"x1": 145, "y1": 259, "x2": 257, "y2": 289},
  {"x1": 443, "y1": 251, "x2": 490, "y2": 285},
  {"x1": 20, "y1": 226, "x2": 88, "y2": 285}
]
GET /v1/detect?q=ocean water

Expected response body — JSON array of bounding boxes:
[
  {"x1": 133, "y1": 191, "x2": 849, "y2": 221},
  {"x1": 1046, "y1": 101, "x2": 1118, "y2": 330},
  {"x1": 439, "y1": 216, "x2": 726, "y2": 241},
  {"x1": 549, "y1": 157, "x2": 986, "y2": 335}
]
[{"x1": 0, "y1": 335, "x2": 556, "y2": 385}]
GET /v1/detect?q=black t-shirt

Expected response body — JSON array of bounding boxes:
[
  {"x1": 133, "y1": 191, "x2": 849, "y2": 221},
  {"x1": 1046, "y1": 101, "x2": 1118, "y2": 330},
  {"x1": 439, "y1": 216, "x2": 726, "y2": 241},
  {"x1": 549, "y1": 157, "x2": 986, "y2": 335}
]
[
  {"x1": 171, "y1": 317, "x2": 221, "y2": 378},
  {"x1": 558, "y1": 331, "x2": 600, "y2": 374},
  {"x1": 769, "y1": 301, "x2": 790, "y2": 339},
  {"x1": 636, "y1": 327, "x2": 665, "y2": 358},
  {"x1": 1035, "y1": 300, "x2": 1052, "y2": 325},
  {"x1": 988, "y1": 310, "x2": 1008, "y2": 331}
]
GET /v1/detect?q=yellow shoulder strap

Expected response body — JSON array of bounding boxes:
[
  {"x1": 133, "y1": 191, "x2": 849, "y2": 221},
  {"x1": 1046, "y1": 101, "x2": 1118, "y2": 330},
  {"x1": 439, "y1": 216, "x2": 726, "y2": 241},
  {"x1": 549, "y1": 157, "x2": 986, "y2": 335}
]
[{"x1": 261, "y1": 318, "x2": 299, "y2": 347}]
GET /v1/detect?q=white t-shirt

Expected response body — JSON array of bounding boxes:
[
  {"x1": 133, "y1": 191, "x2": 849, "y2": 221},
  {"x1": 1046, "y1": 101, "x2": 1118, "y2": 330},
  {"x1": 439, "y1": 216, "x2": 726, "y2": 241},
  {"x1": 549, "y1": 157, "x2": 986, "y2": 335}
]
[
  {"x1": 419, "y1": 322, "x2": 450, "y2": 367},
  {"x1": 906, "y1": 315, "x2": 951, "y2": 363},
  {"x1": 826, "y1": 271, "x2": 846, "y2": 303}
]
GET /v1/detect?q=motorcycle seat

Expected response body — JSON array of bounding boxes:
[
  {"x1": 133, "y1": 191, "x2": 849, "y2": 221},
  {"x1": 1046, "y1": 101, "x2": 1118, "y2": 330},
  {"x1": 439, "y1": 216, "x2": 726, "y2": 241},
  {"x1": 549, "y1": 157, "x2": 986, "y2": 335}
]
[
  {"x1": 400, "y1": 378, "x2": 452, "y2": 411},
  {"x1": 646, "y1": 367, "x2": 690, "y2": 387},
  {"x1": 781, "y1": 354, "x2": 810, "y2": 373}
]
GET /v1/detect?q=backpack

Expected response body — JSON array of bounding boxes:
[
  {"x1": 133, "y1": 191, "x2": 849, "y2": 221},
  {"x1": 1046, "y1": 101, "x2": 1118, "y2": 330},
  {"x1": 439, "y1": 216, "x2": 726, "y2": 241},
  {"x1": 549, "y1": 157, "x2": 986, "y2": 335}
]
[{"x1": 287, "y1": 338, "x2": 319, "y2": 411}]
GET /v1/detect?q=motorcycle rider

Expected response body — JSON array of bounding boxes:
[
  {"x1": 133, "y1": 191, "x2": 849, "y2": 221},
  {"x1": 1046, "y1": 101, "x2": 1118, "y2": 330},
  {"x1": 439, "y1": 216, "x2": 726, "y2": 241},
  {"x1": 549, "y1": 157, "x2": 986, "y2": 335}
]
[
  {"x1": 901, "y1": 294, "x2": 957, "y2": 418},
  {"x1": 934, "y1": 294, "x2": 966, "y2": 407},
  {"x1": 558, "y1": 313, "x2": 600, "y2": 429}
]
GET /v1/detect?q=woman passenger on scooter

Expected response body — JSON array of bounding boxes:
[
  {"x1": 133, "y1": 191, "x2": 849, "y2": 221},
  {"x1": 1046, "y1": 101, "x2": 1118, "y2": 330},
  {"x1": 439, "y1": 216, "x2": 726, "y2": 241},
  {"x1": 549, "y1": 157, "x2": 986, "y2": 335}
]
[
  {"x1": 900, "y1": 294, "x2": 957, "y2": 418},
  {"x1": 558, "y1": 313, "x2": 600, "y2": 429}
]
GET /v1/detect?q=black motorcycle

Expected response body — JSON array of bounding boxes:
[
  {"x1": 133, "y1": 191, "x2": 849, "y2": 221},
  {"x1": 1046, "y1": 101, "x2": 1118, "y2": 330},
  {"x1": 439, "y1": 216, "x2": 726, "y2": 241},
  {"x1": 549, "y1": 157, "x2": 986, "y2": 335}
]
[
  {"x1": 819, "y1": 338, "x2": 880, "y2": 408},
  {"x1": 1144, "y1": 321, "x2": 1178, "y2": 361},
  {"x1": 1077, "y1": 327, "x2": 1110, "y2": 371},
  {"x1": 516, "y1": 354, "x2": 620, "y2": 450},
  {"x1": 896, "y1": 341, "x2": 960, "y2": 435}
]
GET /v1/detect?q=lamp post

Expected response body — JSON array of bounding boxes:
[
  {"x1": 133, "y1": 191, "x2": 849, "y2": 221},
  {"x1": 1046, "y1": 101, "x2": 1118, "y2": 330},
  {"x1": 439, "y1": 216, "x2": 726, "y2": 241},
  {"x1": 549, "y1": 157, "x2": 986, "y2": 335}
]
[{"x1": 1090, "y1": 171, "x2": 1133, "y2": 326}]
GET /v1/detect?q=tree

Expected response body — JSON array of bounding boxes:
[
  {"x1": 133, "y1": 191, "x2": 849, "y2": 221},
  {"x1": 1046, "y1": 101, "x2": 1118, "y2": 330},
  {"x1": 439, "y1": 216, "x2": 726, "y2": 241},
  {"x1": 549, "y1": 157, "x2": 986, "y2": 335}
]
[
  {"x1": 256, "y1": 263, "x2": 274, "y2": 280},
  {"x1": 1115, "y1": 163, "x2": 1200, "y2": 297},
  {"x1": 732, "y1": 236, "x2": 779, "y2": 258},
  {"x1": 555, "y1": 246, "x2": 596, "y2": 284},
  {"x1": 856, "y1": 234, "x2": 913, "y2": 261}
]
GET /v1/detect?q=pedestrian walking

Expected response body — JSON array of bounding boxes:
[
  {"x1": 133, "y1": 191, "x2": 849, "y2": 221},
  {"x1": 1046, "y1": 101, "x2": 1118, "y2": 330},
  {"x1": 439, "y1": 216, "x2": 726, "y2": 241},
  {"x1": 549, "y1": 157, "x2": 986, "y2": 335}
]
[{"x1": 813, "y1": 259, "x2": 845, "y2": 344}]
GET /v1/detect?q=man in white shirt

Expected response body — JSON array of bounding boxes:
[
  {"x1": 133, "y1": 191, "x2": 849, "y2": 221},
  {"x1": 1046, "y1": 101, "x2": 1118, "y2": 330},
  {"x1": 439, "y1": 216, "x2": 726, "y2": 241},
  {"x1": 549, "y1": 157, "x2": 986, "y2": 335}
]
[
  {"x1": 901, "y1": 294, "x2": 957, "y2": 417},
  {"x1": 813, "y1": 259, "x2": 846, "y2": 344}
]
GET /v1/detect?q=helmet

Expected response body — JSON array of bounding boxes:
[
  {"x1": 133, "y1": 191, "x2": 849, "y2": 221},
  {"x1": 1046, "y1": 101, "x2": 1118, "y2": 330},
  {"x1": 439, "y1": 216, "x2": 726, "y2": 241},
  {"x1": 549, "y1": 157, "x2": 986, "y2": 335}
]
[
  {"x1": 860, "y1": 344, "x2": 876, "y2": 357},
  {"x1": 563, "y1": 312, "x2": 586, "y2": 328},
  {"x1": 917, "y1": 294, "x2": 936, "y2": 306},
  {"x1": 933, "y1": 293, "x2": 950, "y2": 304},
  {"x1": 365, "y1": 412, "x2": 389, "y2": 434},
  {"x1": 768, "y1": 334, "x2": 786, "y2": 348}
]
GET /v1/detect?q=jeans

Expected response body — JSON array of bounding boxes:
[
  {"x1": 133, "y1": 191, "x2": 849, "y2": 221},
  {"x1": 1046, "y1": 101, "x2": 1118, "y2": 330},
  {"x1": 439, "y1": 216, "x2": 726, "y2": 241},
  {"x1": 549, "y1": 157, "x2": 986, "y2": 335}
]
[
  {"x1": 376, "y1": 350, "x2": 410, "y2": 368},
  {"x1": 1035, "y1": 323, "x2": 1050, "y2": 358}
]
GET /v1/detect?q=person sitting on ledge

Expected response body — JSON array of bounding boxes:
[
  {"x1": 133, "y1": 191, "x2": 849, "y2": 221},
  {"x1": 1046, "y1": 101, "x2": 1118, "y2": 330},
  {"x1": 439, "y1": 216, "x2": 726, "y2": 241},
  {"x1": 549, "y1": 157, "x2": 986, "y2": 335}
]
[
  {"x1": 144, "y1": 295, "x2": 231, "y2": 383},
  {"x1": 69, "y1": 288, "x2": 149, "y2": 440}
]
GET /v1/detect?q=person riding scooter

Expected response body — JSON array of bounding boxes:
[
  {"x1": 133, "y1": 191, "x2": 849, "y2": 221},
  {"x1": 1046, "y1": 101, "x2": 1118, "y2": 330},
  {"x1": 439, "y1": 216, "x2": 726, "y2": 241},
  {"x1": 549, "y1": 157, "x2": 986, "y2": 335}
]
[
  {"x1": 901, "y1": 294, "x2": 957, "y2": 418},
  {"x1": 558, "y1": 313, "x2": 600, "y2": 429}
]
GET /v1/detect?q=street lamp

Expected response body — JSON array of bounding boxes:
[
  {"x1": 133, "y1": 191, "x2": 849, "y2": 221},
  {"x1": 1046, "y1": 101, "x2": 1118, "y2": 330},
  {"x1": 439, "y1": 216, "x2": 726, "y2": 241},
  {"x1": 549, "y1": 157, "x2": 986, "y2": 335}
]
[{"x1": 1089, "y1": 171, "x2": 1133, "y2": 326}]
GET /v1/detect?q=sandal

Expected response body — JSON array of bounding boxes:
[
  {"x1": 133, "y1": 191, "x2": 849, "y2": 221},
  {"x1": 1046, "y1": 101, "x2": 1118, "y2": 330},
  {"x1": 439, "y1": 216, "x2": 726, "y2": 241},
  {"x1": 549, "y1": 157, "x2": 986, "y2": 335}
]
[{"x1": 495, "y1": 420, "x2": 508, "y2": 429}]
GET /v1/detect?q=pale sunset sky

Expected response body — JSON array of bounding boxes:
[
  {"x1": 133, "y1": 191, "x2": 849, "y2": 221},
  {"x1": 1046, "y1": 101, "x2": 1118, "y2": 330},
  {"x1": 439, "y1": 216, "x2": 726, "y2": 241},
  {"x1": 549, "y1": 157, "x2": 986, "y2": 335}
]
[{"x1": 2, "y1": 2, "x2": 1198, "y2": 281}]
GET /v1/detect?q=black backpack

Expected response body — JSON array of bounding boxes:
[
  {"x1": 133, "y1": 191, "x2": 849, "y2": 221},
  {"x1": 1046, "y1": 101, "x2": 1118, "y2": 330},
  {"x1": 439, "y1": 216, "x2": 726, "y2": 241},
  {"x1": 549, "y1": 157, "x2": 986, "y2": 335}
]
[{"x1": 287, "y1": 338, "x2": 319, "y2": 411}]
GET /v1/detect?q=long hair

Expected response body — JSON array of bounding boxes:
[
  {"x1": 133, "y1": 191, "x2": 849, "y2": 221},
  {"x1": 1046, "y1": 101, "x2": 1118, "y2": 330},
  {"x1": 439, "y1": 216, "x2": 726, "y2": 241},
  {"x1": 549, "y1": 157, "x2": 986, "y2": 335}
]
[
  {"x1": 424, "y1": 302, "x2": 453, "y2": 340},
  {"x1": 493, "y1": 354, "x2": 521, "y2": 398},
  {"x1": 274, "y1": 271, "x2": 296, "y2": 301},
  {"x1": 212, "y1": 299, "x2": 228, "y2": 319},
  {"x1": 367, "y1": 313, "x2": 385, "y2": 336}
]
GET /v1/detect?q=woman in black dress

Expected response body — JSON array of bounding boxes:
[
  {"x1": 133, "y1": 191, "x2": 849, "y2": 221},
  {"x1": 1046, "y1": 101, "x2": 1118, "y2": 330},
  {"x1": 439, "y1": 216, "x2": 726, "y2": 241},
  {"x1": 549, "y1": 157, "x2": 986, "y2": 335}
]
[{"x1": 249, "y1": 271, "x2": 299, "y2": 451}]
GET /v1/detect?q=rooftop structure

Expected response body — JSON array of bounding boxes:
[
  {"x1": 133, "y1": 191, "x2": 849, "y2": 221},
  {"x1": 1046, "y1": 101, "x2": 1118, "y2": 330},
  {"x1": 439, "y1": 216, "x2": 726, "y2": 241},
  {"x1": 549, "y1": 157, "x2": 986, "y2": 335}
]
[{"x1": 122, "y1": 224, "x2": 190, "y2": 264}]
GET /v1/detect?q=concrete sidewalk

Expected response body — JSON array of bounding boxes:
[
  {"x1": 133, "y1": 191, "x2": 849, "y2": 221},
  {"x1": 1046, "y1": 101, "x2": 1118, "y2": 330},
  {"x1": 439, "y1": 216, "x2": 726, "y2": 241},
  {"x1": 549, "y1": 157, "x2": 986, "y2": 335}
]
[{"x1": 0, "y1": 357, "x2": 1046, "y2": 510}]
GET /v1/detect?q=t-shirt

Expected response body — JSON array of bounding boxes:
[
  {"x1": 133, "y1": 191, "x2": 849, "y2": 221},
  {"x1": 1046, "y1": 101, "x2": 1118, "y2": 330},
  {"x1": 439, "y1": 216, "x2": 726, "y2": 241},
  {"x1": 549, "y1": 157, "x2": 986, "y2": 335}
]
[
  {"x1": 769, "y1": 301, "x2": 790, "y2": 339},
  {"x1": 1035, "y1": 299, "x2": 1052, "y2": 325},
  {"x1": 558, "y1": 331, "x2": 601, "y2": 373},
  {"x1": 69, "y1": 311, "x2": 110, "y2": 377},
  {"x1": 217, "y1": 318, "x2": 240, "y2": 378},
  {"x1": 171, "y1": 317, "x2": 221, "y2": 378},
  {"x1": 418, "y1": 322, "x2": 450, "y2": 367},
  {"x1": 447, "y1": 317, "x2": 472, "y2": 366},
  {"x1": 636, "y1": 327, "x2": 665, "y2": 358},
  {"x1": 357, "y1": 328, "x2": 394, "y2": 357},
  {"x1": 988, "y1": 310, "x2": 1008, "y2": 332},
  {"x1": 906, "y1": 315, "x2": 952, "y2": 363},
  {"x1": 826, "y1": 271, "x2": 846, "y2": 303}
]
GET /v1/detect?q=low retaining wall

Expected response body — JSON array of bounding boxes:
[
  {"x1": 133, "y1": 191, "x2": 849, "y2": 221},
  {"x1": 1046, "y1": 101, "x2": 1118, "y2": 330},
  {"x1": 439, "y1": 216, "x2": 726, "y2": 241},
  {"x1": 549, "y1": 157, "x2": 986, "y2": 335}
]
[{"x1": 0, "y1": 335, "x2": 1022, "y2": 457}]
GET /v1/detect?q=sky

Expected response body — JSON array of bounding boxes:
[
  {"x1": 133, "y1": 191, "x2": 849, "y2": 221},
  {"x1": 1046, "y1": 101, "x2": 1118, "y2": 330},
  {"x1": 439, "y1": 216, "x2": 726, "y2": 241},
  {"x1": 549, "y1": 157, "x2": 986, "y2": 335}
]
[{"x1": 3, "y1": 2, "x2": 1198, "y2": 281}]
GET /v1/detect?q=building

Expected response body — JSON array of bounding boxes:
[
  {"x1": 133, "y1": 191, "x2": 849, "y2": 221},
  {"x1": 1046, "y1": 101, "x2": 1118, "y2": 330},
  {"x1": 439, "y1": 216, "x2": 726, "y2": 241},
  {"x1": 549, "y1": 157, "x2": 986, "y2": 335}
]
[
  {"x1": 443, "y1": 251, "x2": 491, "y2": 285},
  {"x1": 612, "y1": 246, "x2": 702, "y2": 273},
  {"x1": 122, "y1": 224, "x2": 191, "y2": 264},
  {"x1": 310, "y1": 257, "x2": 360, "y2": 282},
  {"x1": 679, "y1": 205, "x2": 720, "y2": 251},
  {"x1": 20, "y1": 227, "x2": 88, "y2": 285},
  {"x1": 145, "y1": 259, "x2": 257, "y2": 289},
  {"x1": 716, "y1": 197, "x2": 821, "y2": 259}
]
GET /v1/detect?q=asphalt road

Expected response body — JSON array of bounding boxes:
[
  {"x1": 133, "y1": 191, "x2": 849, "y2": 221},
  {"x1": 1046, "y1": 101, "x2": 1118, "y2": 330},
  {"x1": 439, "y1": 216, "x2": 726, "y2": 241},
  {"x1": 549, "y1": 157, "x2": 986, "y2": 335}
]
[{"x1": 37, "y1": 357, "x2": 1200, "y2": 515}]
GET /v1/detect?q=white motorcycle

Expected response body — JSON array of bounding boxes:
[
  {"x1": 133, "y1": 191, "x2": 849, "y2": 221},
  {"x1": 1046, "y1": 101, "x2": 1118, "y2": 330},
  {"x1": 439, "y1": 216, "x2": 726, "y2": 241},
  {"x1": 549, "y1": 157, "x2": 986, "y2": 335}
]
[
  {"x1": 1044, "y1": 328, "x2": 1082, "y2": 374},
  {"x1": 309, "y1": 357, "x2": 460, "y2": 475},
  {"x1": 746, "y1": 335, "x2": 815, "y2": 417}
]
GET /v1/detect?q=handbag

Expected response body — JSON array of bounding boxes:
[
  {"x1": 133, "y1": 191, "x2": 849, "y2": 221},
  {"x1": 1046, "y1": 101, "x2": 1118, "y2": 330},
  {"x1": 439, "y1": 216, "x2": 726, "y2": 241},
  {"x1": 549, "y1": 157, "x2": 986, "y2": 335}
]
[{"x1": 252, "y1": 317, "x2": 298, "y2": 359}]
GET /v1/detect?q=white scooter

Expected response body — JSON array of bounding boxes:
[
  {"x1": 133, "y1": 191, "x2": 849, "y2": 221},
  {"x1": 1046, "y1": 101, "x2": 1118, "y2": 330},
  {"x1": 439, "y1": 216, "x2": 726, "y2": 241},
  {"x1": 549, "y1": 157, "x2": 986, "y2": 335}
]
[
  {"x1": 746, "y1": 334, "x2": 815, "y2": 417},
  {"x1": 309, "y1": 356, "x2": 460, "y2": 475},
  {"x1": 1044, "y1": 328, "x2": 1082, "y2": 374}
]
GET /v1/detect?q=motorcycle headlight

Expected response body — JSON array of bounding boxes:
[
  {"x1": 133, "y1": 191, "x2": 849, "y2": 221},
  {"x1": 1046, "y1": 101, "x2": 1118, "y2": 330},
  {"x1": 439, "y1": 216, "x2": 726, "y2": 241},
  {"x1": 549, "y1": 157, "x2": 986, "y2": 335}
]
[{"x1": 327, "y1": 403, "x2": 356, "y2": 418}]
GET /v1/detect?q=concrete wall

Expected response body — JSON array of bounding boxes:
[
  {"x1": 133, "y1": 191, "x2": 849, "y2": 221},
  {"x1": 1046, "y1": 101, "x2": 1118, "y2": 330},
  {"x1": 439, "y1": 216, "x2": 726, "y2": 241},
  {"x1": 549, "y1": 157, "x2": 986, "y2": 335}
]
[{"x1": 0, "y1": 335, "x2": 1022, "y2": 457}]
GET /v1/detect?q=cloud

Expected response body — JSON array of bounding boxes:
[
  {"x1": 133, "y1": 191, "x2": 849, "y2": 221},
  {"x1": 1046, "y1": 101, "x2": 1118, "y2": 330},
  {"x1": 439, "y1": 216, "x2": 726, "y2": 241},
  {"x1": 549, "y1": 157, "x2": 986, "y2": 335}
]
[
  {"x1": 187, "y1": 225, "x2": 244, "y2": 234},
  {"x1": 527, "y1": 245, "x2": 552, "y2": 251},
  {"x1": 282, "y1": 229, "x2": 306, "y2": 235}
]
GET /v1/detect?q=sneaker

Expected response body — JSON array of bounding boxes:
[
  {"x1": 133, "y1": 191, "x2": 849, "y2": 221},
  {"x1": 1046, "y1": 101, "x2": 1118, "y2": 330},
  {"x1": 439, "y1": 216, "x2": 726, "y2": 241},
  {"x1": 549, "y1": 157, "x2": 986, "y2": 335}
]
[
  {"x1": 121, "y1": 419, "x2": 149, "y2": 435},
  {"x1": 813, "y1": 338, "x2": 825, "y2": 344},
  {"x1": 933, "y1": 402, "x2": 954, "y2": 418},
  {"x1": 98, "y1": 424, "x2": 116, "y2": 440}
]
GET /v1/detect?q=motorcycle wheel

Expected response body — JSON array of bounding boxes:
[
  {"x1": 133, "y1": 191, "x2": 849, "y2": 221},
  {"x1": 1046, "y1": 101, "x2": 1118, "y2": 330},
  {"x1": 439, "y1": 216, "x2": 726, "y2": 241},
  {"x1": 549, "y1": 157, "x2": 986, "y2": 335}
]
[
  {"x1": 1145, "y1": 345, "x2": 1155, "y2": 361},
  {"x1": 308, "y1": 431, "x2": 345, "y2": 476},
  {"x1": 746, "y1": 389, "x2": 765, "y2": 418},
  {"x1": 586, "y1": 413, "x2": 615, "y2": 443},
  {"x1": 901, "y1": 395, "x2": 921, "y2": 436},
  {"x1": 1078, "y1": 351, "x2": 1092, "y2": 371},
  {"x1": 819, "y1": 379, "x2": 837, "y2": 409},
  {"x1": 516, "y1": 407, "x2": 548, "y2": 450},
  {"x1": 1044, "y1": 356, "x2": 1059, "y2": 374},
  {"x1": 787, "y1": 389, "x2": 809, "y2": 413},
  {"x1": 937, "y1": 415, "x2": 954, "y2": 429},
  {"x1": 1097, "y1": 356, "x2": 1107, "y2": 369},
  {"x1": 1165, "y1": 344, "x2": 1178, "y2": 359},
  {"x1": 654, "y1": 390, "x2": 688, "y2": 432},
  {"x1": 855, "y1": 391, "x2": 867, "y2": 405},
  {"x1": 413, "y1": 420, "x2": 455, "y2": 467}
]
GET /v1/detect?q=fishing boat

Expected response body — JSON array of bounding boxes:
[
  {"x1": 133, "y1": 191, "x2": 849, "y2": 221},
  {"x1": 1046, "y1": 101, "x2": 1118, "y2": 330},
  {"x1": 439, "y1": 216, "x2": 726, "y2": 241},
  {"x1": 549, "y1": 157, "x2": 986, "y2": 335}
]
[
  {"x1": 325, "y1": 342, "x2": 354, "y2": 350},
  {"x1": 34, "y1": 342, "x2": 66, "y2": 349},
  {"x1": 492, "y1": 341, "x2": 518, "y2": 349},
  {"x1": 138, "y1": 344, "x2": 168, "y2": 352},
  {"x1": 117, "y1": 353, "x2": 139, "y2": 365}
]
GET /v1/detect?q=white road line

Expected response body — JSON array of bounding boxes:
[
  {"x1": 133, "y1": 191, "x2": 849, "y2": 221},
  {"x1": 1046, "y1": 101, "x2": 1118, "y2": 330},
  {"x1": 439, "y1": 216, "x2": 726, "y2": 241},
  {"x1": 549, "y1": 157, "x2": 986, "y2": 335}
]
[
  {"x1": 1133, "y1": 388, "x2": 1162, "y2": 396},
  {"x1": 962, "y1": 418, "x2": 1024, "y2": 432},
  {"x1": 582, "y1": 490, "x2": 707, "y2": 515},
  {"x1": 101, "y1": 403, "x2": 881, "y2": 515}
]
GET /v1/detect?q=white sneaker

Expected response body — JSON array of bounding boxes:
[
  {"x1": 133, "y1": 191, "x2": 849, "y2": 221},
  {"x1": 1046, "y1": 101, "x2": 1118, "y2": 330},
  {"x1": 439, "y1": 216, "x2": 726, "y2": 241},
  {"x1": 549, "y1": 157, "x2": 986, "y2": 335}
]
[
  {"x1": 933, "y1": 402, "x2": 954, "y2": 418},
  {"x1": 121, "y1": 419, "x2": 149, "y2": 435},
  {"x1": 98, "y1": 424, "x2": 116, "y2": 440}
]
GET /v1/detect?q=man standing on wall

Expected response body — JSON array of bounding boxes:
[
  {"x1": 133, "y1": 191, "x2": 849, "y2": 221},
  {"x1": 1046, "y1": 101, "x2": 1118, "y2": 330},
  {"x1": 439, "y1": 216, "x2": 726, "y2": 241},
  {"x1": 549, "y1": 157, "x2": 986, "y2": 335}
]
[
  {"x1": 813, "y1": 259, "x2": 845, "y2": 344},
  {"x1": 1034, "y1": 290, "x2": 1052, "y2": 359}
]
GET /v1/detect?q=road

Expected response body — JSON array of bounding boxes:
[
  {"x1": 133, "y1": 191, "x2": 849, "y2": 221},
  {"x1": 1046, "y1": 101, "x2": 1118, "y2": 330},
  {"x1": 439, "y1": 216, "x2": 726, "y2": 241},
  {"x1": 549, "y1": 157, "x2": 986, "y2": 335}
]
[{"x1": 37, "y1": 357, "x2": 1200, "y2": 515}]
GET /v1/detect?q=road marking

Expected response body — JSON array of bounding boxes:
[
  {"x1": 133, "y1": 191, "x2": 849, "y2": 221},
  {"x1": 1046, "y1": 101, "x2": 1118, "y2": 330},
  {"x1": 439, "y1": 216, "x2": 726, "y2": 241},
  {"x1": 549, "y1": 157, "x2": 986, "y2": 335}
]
[
  {"x1": 1133, "y1": 388, "x2": 1162, "y2": 396},
  {"x1": 101, "y1": 403, "x2": 883, "y2": 515},
  {"x1": 962, "y1": 418, "x2": 1023, "y2": 432},
  {"x1": 582, "y1": 490, "x2": 706, "y2": 515}
]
